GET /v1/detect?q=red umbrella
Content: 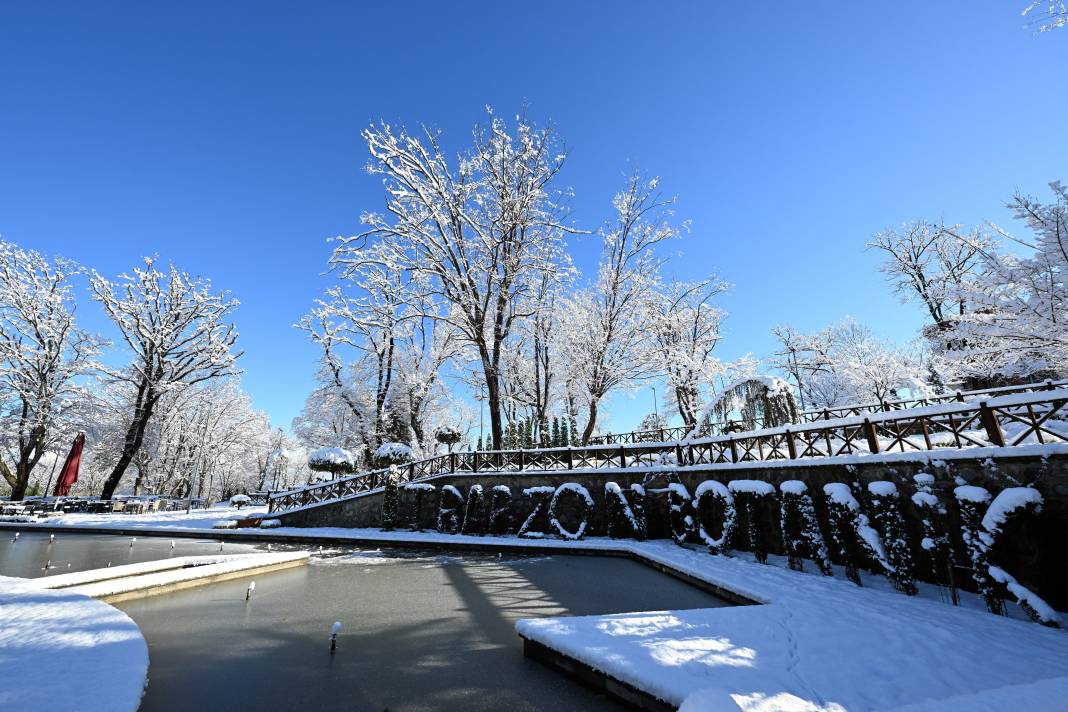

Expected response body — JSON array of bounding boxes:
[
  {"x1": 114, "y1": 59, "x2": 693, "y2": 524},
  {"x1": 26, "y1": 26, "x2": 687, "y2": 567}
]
[{"x1": 53, "y1": 432, "x2": 85, "y2": 497}]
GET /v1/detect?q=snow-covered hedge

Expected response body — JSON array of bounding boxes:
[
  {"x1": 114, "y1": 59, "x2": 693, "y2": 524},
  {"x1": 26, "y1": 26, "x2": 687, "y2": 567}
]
[
  {"x1": 373, "y1": 442, "x2": 413, "y2": 469},
  {"x1": 369, "y1": 468, "x2": 1057, "y2": 627},
  {"x1": 308, "y1": 447, "x2": 356, "y2": 475}
]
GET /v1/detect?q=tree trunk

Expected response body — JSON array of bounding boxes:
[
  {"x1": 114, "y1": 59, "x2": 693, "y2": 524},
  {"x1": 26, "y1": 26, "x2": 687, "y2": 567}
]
[
  {"x1": 582, "y1": 398, "x2": 600, "y2": 445},
  {"x1": 101, "y1": 391, "x2": 157, "y2": 499}
]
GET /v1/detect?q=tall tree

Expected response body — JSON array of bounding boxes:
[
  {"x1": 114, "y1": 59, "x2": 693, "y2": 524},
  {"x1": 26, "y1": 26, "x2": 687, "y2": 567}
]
[
  {"x1": 649, "y1": 279, "x2": 728, "y2": 429},
  {"x1": 0, "y1": 242, "x2": 98, "y2": 499},
  {"x1": 91, "y1": 258, "x2": 240, "y2": 498},
  {"x1": 561, "y1": 174, "x2": 678, "y2": 442},
  {"x1": 331, "y1": 110, "x2": 573, "y2": 449}
]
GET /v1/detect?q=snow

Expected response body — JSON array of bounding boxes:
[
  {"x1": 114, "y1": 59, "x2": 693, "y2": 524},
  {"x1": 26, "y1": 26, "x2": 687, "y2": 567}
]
[
  {"x1": 954, "y1": 485, "x2": 993, "y2": 503},
  {"x1": 822, "y1": 483, "x2": 859, "y2": 510},
  {"x1": 779, "y1": 480, "x2": 808, "y2": 496},
  {"x1": 374, "y1": 442, "x2": 413, "y2": 461},
  {"x1": 515, "y1": 540, "x2": 1068, "y2": 711},
  {"x1": 867, "y1": 481, "x2": 899, "y2": 497},
  {"x1": 49, "y1": 552, "x2": 309, "y2": 600},
  {"x1": 913, "y1": 473, "x2": 936, "y2": 490},
  {"x1": 982, "y1": 487, "x2": 1043, "y2": 533},
  {"x1": 0, "y1": 575, "x2": 148, "y2": 712},
  {"x1": 911, "y1": 492, "x2": 940, "y2": 509},
  {"x1": 228, "y1": 494, "x2": 251, "y2": 506},
  {"x1": 308, "y1": 447, "x2": 355, "y2": 468},
  {"x1": 988, "y1": 566, "x2": 1061, "y2": 627},
  {"x1": 401, "y1": 482, "x2": 435, "y2": 492},
  {"x1": 728, "y1": 480, "x2": 777, "y2": 496}
]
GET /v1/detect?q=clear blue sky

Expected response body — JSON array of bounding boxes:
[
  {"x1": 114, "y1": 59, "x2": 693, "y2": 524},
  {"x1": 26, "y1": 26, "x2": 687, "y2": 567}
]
[{"x1": 1, "y1": 2, "x2": 1065, "y2": 433}]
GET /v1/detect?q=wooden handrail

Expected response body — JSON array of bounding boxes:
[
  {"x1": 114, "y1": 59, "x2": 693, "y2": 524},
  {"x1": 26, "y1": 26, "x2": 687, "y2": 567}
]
[{"x1": 267, "y1": 388, "x2": 1068, "y2": 514}]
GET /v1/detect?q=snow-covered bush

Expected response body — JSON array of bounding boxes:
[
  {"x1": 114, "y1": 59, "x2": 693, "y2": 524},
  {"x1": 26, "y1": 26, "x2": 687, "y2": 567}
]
[
  {"x1": 259, "y1": 518, "x2": 281, "y2": 529},
  {"x1": 955, "y1": 485, "x2": 1002, "y2": 615},
  {"x1": 488, "y1": 485, "x2": 512, "y2": 535},
  {"x1": 911, "y1": 473, "x2": 957, "y2": 601},
  {"x1": 374, "y1": 442, "x2": 413, "y2": 469},
  {"x1": 434, "y1": 426, "x2": 463, "y2": 452},
  {"x1": 866, "y1": 481, "x2": 918, "y2": 595},
  {"x1": 957, "y1": 485, "x2": 1059, "y2": 626},
  {"x1": 518, "y1": 486, "x2": 554, "y2": 538},
  {"x1": 229, "y1": 494, "x2": 251, "y2": 509},
  {"x1": 307, "y1": 447, "x2": 357, "y2": 478},
  {"x1": 666, "y1": 481, "x2": 694, "y2": 546},
  {"x1": 823, "y1": 482, "x2": 892, "y2": 586},
  {"x1": 402, "y1": 482, "x2": 435, "y2": 531},
  {"x1": 779, "y1": 481, "x2": 832, "y2": 576},
  {"x1": 380, "y1": 466, "x2": 400, "y2": 531},
  {"x1": 549, "y1": 483, "x2": 593, "y2": 540},
  {"x1": 605, "y1": 482, "x2": 641, "y2": 539},
  {"x1": 629, "y1": 483, "x2": 648, "y2": 541},
  {"x1": 693, "y1": 480, "x2": 735, "y2": 556},
  {"x1": 461, "y1": 484, "x2": 485, "y2": 535},
  {"x1": 728, "y1": 480, "x2": 776, "y2": 564},
  {"x1": 437, "y1": 485, "x2": 464, "y2": 534}
]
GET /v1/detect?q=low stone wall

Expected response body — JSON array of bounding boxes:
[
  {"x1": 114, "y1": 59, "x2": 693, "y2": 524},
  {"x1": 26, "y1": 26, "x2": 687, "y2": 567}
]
[{"x1": 276, "y1": 451, "x2": 1068, "y2": 608}]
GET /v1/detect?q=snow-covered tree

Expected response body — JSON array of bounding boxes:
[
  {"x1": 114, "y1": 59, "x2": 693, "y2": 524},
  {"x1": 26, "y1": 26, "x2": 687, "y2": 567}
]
[
  {"x1": 648, "y1": 278, "x2": 728, "y2": 429},
  {"x1": 947, "y1": 182, "x2": 1068, "y2": 382},
  {"x1": 0, "y1": 242, "x2": 99, "y2": 499},
  {"x1": 771, "y1": 318, "x2": 929, "y2": 408},
  {"x1": 1022, "y1": 1, "x2": 1068, "y2": 31},
  {"x1": 331, "y1": 109, "x2": 574, "y2": 450},
  {"x1": 91, "y1": 259, "x2": 241, "y2": 498},
  {"x1": 560, "y1": 174, "x2": 680, "y2": 443}
]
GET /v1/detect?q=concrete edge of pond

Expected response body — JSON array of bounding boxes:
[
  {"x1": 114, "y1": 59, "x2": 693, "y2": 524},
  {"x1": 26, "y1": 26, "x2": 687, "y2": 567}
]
[
  {"x1": 72, "y1": 552, "x2": 311, "y2": 603},
  {"x1": 520, "y1": 635, "x2": 676, "y2": 711}
]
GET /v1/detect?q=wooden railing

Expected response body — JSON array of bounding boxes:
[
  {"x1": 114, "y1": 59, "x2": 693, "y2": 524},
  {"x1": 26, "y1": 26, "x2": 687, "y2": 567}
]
[
  {"x1": 585, "y1": 379, "x2": 1066, "y2": 445},
  {"x1": 268, "y1": 388, "x2": 1068, "y2": 514}
]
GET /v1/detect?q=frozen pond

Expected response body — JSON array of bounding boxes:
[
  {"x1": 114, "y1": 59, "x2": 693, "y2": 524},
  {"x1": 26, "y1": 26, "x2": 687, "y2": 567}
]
[
  {"x1": 0, "y1": 530, "x2": 270, "y2": 578},
  {"x1": 118, "y1": 549, "x2": 731, "y2": 711}
]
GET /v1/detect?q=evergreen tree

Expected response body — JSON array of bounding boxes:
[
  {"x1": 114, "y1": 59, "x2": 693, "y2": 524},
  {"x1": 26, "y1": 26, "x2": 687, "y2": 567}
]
[
  {"x1": 568, "y1": 417, "x2": 578, "y2": 445},
  {"x1": 867, "y1": 482, "x2": 918, "y2": 595},
  {"x1": 955, "y1": 485, "x2": 1004, "y2": 615},
  {"x1": 552, "y1": 417, "x2": 561, "y2": 446},
  {"x1": 437, "y1": 485, "x2": 464, "y2": 534},
  {"x1": 489, "y1": 485, "x2": 513, "y2": 534},
  {"x1": 381, "y1": 466, "x2": 400, "y2": 531},
  {"x1": 462, "y1": 484, "x2": 486, "y2": 535}
]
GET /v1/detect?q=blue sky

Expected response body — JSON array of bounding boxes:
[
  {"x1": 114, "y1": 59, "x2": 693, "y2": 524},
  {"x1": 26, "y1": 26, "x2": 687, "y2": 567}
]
[{"x1": 1, "y1": 2, "x2": 1065, "y2": 434}]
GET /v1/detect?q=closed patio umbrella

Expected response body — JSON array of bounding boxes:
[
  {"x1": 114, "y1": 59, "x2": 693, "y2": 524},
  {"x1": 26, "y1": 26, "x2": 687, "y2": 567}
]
[{"x1": 53, "y1": 432, "x2": 85, "y2": 497}]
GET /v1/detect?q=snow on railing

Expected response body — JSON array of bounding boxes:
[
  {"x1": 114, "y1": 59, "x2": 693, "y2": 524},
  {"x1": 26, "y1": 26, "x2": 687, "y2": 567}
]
[
  {"x1": 587, "y1": 379, "x2": 1066, "y2": 445},
  {"x1": 267, "y1": 387, "x2": 1068, "y2": 514}
]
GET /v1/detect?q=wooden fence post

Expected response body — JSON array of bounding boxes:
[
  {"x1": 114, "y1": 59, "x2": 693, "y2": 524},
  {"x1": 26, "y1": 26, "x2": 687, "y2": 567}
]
[
  {"x1": 862, "y1": 418, "x2": 881, "y2": 454},
  {"x1": 728, "y1": 437, "x2": 738, "y2": 463},
  {"x1": 785, "y1": 429, "x2": 797, "y2": 459},
  {"x1": 979, "y1": 401, "x2": 1006, "y2": 447},
  {"x1": 675, "y1": 442, "x2": 684, "y2": 465},
  {"x1": 619, "y1": 445, "x2": 627, "y2": 468},
  {"x1": 450, "y1": 452, "x2": 456, "y2": 473},
  {"x1": 565, "y1": 446, "x2": 573, "y2": 470}
]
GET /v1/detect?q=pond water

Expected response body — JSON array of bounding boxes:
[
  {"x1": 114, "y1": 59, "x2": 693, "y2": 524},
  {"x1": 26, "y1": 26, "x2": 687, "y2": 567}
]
[{"x1": 2, "y1": 533, "x2": 731, "y2": 711}]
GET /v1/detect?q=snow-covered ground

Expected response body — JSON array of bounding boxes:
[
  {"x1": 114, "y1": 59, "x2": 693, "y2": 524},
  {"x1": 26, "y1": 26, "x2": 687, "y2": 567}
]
[
  {"x1": 518, "y1": 542, "x2": 1068, "y2": 711},
  {"x1": 7, "y1": 510, "x2": 1068, "y2": 711},
  {"x1": 5, "y1": 504, "x2": 269, "y2": 531},
  {"x1": 0, "y1": 575, "x2": 148, "y2": 712}
]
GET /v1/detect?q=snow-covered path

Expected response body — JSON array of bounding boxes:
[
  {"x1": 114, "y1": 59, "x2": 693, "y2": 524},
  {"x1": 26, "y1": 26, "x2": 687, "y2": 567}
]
[{"x1": 0, "y1": 575, "x2": 148, "y2": 712}]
